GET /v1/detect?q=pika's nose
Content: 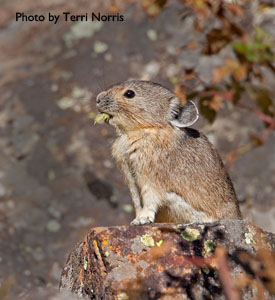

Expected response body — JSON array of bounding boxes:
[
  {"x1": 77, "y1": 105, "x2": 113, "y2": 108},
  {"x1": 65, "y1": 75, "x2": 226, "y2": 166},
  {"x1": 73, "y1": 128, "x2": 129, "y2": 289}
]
[{"x1": 96, "y1": 91, "x2": 107, "y2": 104}]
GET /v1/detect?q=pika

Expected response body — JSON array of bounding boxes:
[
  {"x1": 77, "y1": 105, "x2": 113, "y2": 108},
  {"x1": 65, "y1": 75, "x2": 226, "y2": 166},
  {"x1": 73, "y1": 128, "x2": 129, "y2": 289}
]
[{"x1": 96, "y1": 80, "x2": 242, "y2": 225}]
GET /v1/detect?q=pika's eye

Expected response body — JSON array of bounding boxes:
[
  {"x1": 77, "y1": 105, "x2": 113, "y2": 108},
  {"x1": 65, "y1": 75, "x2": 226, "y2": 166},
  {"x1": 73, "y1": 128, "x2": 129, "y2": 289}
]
[{"x1": 123, "y1": 89, "x2": 135, "y2": 99}]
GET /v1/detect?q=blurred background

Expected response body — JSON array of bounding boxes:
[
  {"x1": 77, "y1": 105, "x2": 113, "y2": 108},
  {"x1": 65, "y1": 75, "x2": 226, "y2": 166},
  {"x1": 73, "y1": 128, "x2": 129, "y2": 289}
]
[{"x1": 0, "y1": 0, "x2": 274, "y2": 299}]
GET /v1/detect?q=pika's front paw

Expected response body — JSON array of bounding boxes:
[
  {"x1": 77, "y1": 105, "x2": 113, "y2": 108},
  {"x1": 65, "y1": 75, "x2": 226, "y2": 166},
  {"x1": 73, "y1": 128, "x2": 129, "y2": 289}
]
[
  {"x1": 131, "y1": 217, "x2": 153, "y2": 225},
  {"x1": 130, "y1": 212, "x2": 155, "y2": 225}
]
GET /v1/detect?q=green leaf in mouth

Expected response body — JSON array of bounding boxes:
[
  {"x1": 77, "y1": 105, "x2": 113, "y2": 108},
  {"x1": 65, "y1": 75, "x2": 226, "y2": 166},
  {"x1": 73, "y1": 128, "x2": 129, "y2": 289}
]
[{"x1": 94, "y1": 113, "x2": 111, "y2": 124}]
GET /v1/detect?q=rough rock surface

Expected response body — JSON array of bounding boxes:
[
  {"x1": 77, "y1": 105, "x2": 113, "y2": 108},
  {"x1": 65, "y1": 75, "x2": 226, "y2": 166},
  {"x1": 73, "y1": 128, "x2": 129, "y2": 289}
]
[{"x1": 60, "y1": 220, "x2": 275, "y2": 300}]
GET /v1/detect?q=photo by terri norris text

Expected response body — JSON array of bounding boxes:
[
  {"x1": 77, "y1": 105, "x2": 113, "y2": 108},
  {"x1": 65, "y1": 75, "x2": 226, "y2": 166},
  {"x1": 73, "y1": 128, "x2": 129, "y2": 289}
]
[{"x1": 15, "y1": 12, "x2": 124, "y2": 24}]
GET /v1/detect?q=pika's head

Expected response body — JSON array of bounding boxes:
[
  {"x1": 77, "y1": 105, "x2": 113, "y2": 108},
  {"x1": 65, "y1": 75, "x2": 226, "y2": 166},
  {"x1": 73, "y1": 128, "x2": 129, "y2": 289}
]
[{"x1": 96, "y1": 80, "x2": 198, "y2": 131}]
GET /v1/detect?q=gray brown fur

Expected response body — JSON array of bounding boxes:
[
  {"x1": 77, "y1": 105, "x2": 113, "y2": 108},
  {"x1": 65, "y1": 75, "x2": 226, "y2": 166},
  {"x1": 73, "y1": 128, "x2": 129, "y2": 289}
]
[{"x1": 96, "y1": 80, "x2": 242, "y2": 225}]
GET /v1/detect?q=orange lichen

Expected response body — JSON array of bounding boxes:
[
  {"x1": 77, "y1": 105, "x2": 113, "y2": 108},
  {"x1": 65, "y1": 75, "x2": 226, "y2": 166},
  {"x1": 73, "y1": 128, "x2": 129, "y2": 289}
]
[
  {"x1": 156, "y1": 265, "x2": 164, "y2": 273},
  {"x1": 127, "y1": 254, "x2": 137, "y2": 263}
]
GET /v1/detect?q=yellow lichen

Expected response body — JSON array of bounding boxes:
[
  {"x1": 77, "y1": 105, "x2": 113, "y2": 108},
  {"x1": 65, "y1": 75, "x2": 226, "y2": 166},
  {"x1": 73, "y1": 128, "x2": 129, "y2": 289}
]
[
  {"x1": 202, "y1": 267, "x2": 210, "y2": 275},
  {"x1": 140, "y1": 234, "x2": 155, "y2": 247},
  {"x1": 83, "y1": 257, "x2": 88, "y2": 270},
  {"x1": 156, "y1": 240, "x2": 163, "y2": 247},
  {"x1": 181, "y1": 228, "x2": 200, "y2": 241},
  {"x1": 116, "y1": 292, "x2": 129, "y2": 300},
  {"x1": 203, "y1": 240, "x2": 216, "y2": 256},
  {"x1": 245, "y1": 226, "x2": 256, "y2": 245}
]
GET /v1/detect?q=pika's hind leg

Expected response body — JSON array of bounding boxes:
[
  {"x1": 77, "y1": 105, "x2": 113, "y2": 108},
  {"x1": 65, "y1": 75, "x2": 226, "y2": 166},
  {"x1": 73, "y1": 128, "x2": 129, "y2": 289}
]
[
  {"x1": 166, "y1": 192, "x2": 214, "y2": 223},
  {"x1": 131, "y1": 186, "x2": 159, "y2": 225}
]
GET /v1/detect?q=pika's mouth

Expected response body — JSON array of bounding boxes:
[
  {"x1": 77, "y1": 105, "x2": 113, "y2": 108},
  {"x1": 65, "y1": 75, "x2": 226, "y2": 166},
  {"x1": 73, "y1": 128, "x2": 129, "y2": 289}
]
[{"x1": 95, "y1": 91, "x2": 114, "y2": 124}]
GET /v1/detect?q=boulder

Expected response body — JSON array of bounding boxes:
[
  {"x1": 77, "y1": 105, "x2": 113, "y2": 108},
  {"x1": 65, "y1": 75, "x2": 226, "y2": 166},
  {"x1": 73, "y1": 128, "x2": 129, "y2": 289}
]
[{"x1": 60, "y1": 220, "x2": 275, "y2": 300}]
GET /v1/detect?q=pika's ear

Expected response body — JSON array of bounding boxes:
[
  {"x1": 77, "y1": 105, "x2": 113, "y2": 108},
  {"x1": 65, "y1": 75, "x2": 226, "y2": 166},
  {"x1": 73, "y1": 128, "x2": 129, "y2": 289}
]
[{"x1": 169, "y1": 98, "x2": 199, "y2": 128}]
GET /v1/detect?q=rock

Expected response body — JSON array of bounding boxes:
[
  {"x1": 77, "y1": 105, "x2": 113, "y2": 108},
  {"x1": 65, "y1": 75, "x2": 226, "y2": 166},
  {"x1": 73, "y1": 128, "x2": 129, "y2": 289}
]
[
  {"x1": 63, "y1": 21, "x2": 103, "y2": 48},
  {"x1": 93, "y1": 41, "x2": 108, "y2": 54},
  {"x1": 60, "y1": 220, "x2": 275, "y2": 300},
  {"x1": 46, "y1": 220, "x2": 61, "y2": 233}
]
